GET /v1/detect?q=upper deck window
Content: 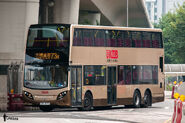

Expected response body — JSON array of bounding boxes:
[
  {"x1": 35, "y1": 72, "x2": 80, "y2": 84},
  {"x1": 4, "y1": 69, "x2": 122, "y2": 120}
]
[
  {"x1": 94, "y1": 30, "x2": 106, "y2": 46},
  {"x1": 106, "y1": 30, "x2": 118, "y2": 47},
  {"x1": 27, "y1": 25, "x2": 70, "y2": 48},
  {"x1": 83, "y1": 29, "x2": 94, "y2": 46},
  {"x1": 73, "y1": 29, "x2": 82, "y2": 46},
  {"x1": 151, "y1": 32, "x2": 163, "y2": 48},
  {"x1": 142, "y1": 32, "x2": 152, "y2": 48},
  {"x1": 73, "y1": 28, "x2": 163, "y2": 48},
  {"x1": 124, "y1": 31, "x2": 132, "y2": 47},
  {"x1": 117, "y1": 31, "x2": 124, "y2": 47},
  {"x1": 132, "y1": 32, "x2": 142, "y2": 47}
]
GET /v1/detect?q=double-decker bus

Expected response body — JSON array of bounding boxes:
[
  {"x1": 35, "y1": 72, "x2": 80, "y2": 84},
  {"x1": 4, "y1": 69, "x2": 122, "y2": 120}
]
[{"x1": 23, "y1": 24, "x2": 164, "y2": 111}]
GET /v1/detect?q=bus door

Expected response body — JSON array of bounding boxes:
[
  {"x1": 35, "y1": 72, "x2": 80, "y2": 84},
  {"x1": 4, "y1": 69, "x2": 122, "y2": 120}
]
[
  {"x1": 71, "y1": 66, "x2": 82, "y2": 106},
  {"x1": 107, "y1": 66, "x2": 117, "y2": 105}
]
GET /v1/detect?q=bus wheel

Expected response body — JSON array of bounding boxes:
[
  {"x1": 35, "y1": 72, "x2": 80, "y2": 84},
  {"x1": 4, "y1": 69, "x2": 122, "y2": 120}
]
[
  {"x1": 39, "y1": 106, "x2": 53, "y2": 112},
  {"x1": 143, "y1": 91, "x2": 152, "y2": 108},
  {"x1": 83, "y1": 92, "x2": 93, "y2": 111},
  {"x1": 133, "y1": 90, "x2": 141, "y2": 108}
]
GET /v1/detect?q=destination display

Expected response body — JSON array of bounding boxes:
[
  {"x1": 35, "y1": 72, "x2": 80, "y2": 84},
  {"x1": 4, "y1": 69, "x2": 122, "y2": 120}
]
[{"x1": 35, "y1": 53, "x2": 60, "y2": 60}]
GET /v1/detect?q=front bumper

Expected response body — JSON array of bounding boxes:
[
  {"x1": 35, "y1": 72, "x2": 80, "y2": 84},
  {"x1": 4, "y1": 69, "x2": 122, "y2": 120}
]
[{"x1": 23, "y1": 90, "x2": 71, "y2": 107}]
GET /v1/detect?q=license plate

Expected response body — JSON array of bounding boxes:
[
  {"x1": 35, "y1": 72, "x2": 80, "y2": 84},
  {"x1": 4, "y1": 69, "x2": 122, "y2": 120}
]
[{"x1": 40, "y1": 102, "x2": 50, "y2": 105}]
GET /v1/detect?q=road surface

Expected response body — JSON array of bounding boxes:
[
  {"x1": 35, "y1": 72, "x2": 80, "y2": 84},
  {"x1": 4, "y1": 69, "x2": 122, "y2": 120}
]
[{"x1": 0, "y1": 91, "x2": 173, "y2": 123}]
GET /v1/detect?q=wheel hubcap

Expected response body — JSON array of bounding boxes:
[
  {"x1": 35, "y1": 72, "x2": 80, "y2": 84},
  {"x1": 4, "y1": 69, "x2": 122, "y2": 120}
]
[
  {"x1": 135, "y1": 95, "x2": 139, "y2": 105},
  {"x1": 84, "y1": 98, "x2": 90, "y2": 107},
  {"x1": 144, "y1": 94, "x2": 150, "y2": 105}
]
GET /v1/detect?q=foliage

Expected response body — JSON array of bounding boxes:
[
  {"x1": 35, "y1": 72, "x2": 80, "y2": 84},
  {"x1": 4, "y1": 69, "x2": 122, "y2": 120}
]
[
  {"x1": 166, "y1": 84, "x2": 173, "y2": 91},
  {"x1": 157, "y1": 2, "x2": 185, "y2": 64}
]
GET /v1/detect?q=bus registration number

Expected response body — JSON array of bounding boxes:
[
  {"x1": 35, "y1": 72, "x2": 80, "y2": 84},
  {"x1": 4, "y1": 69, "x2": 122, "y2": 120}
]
[{"x1": 40, "y1": 102, "x2": 50, "y2": 105}]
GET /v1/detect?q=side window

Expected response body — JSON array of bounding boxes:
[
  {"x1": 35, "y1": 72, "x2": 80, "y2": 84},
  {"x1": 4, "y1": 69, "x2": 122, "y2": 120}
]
[
  {"x1": 137, "y1": 66, "x2": 143, "y2": 83},
  {"x1": 84, "y1": 66, "x2": 94, "y2": 85},
  {"x1": 73, "y1": 28, "x2": 163, "y2": 48},
  {"x1": 94, "y1": 30, "x2": 105, "y2": 46},
  {"x1": 132, "y1": 65, "x2": 139, "y2": 84},
  {"x1": 152, "y1": 66, "x2": 158, "y2": 84},
  {"x1": 117, "y1": 31, "x2": 124, "y2": 47},
  {"x1": 151, "y1": 33, "x2": 160, "y2": 48},
  {"x1": 159, "y1": 32, "x2": 163, "y2": 48},
  {"x1": 84, "y1": 66, "x2": 106, "y2": 85},
  {"x1": 82, "y1": 29, "x2": 94, "y2": 46},
  {"x1": 132, "y1": 65, "x2": 158, "y2": 84},
  {"x1": 118, "y1": 65, "x2": 158, "y2": 85},
  {"x1": 125, "y1": 66, "x2": 132, "y2": 84},
  {"x1": 118, "y1": 65, "x2": 132, "y2": 85},
  {"x1": 73, "y1": 29, "x2": 82, "y2": 46},
  {"x1": 118, "y1": 66, "x2": 125, "y2": 85},
  {"x1": 106, "y1": 30, "x2": 117, "y2": 47},
  {"x1": 142, "y1": 32, "x2": 151, "y2": 48},
  {"x1": 143, "y1": 66, "x2": 153, "y2": 83},
  {"x1": 124, "y1": 31, "x2": 132, "y2": 47},
  {"x1": 94, "y1": 66, "x2": 106, "y2": 85},
  {"x1": 132, "y1": 32, "x2": 142, "y2": 47}
]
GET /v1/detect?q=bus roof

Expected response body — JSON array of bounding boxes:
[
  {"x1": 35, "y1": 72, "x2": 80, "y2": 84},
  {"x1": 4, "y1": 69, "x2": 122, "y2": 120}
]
[
  {"x1": 30, "y1": 24, "x2": 70, "y2": 28},
  {"x1": 71, "y1": 24, "x2": 162, "y2": 32},
  {"x1": 29, "y1": 24, "x2": 162, "y2": 33}
]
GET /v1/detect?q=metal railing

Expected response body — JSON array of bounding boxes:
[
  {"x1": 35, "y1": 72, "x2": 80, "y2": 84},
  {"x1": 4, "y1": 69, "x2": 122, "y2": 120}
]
[{"x1": 7, "y1": 61, "x2": 23, "y2": 94}]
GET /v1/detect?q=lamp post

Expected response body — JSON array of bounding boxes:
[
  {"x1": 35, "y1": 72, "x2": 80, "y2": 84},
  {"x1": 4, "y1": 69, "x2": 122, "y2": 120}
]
[{"x1": 127, "y1": 0, "x2": 129, "y2": 27}]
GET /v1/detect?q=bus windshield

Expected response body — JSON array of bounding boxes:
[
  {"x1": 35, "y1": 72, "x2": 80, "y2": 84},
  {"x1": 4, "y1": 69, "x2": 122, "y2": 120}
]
[
  {"x1": 24, "y1": 25, "x2": 70, "y2": 89},
  {"x1": 24, "y1": 52, "x2": 68, "y2": 89}
]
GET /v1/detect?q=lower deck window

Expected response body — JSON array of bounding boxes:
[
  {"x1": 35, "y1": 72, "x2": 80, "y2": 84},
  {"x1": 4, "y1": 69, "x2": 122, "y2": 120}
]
[
  {"x1": 84, "y1": 66, "x2": 106, "y2": 85},
  {"x1": 118, "y1": 66, "x2": 132, "y2": 84},
  {"x1": 118, "y1": 65, "x2": 158, "y2": 85}
]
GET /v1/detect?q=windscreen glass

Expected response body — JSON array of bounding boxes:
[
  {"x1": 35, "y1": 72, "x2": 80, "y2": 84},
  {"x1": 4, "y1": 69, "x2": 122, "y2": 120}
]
[
  {"x1": 27, "y1": 25, "x2": 69, "y2": 48},
  {"x1": 24, "y1": 25, "x2": 70, "y2": 89}
]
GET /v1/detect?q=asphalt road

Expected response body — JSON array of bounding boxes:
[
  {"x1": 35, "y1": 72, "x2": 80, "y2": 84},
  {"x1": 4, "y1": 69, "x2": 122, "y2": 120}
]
[{"x1": 0, "y1": 91, "x2": 173, "y2": 123}]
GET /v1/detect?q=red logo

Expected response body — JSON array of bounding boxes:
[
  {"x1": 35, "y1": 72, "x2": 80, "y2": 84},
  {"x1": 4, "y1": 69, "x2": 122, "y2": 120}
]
[
  {"x1": 106, "y1": 50, "x2": 118, "y2": 59},
  {"x1": 41, "y1": 91, "x2": 48, "y2": 94}
]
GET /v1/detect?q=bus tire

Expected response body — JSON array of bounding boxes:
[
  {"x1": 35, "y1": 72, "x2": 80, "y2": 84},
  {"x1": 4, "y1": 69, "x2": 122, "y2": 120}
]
[
  {"x1": 143, "y1": 91, "x2": 152, "y2": 108},
  {"x1": 82, "y1": 92, "x2": 93, "y2": 111},
  {"x1": 39, "y1": 106, "x2": 53, "y2": 112},
  {"x1": 133, "y1": 90, "x2": 141, "y2": 108}
]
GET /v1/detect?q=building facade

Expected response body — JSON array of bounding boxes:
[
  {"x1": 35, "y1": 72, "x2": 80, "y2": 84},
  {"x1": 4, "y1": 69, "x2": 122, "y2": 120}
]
[{"x1": 145, "y1": 0, "x2": 185, "y2": 24}]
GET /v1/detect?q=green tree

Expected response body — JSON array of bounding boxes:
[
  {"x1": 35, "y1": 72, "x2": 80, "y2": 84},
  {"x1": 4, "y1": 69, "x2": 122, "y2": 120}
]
[{"x1": 157, "y1": 2, "x2": 185, "y2": 64}]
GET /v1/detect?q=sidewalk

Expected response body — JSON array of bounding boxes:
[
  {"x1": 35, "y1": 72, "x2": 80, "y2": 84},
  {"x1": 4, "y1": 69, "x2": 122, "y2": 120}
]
[
  {"x1": 164, "y1": 91, "x2": 172, "y2": 123},
  {"x1": 165, "y1": 91, "x2": 172, "y2": 99},
  {"x1": 164, "y1": 119, "x2": 171, "y2": 123}
]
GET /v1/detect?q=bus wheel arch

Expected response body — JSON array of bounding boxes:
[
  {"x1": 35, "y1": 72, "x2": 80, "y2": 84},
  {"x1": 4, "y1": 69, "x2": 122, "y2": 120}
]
[
  {"x1": 82, "y1": 90, "x2": 93, "y2": 111},
  {"x1": 143, "y1": 89, "x2": 152, "y2": 107},
  {"x1": 133, "y1": 89, "x2": 141, "y2": 108}
]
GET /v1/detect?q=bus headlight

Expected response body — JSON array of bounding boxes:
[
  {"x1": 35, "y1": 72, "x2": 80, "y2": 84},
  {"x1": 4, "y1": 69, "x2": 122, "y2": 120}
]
[
  {"x1": 24, "y1": 91, "x2": 33, "y2": 100},
  {"x1": 57, "y1": 91, "x2": 67, "y2": 100}
]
